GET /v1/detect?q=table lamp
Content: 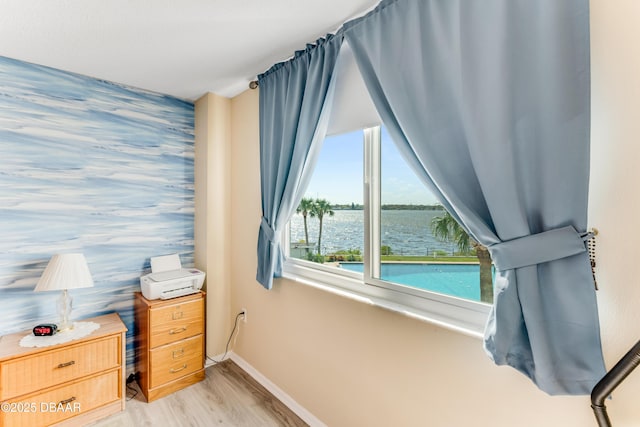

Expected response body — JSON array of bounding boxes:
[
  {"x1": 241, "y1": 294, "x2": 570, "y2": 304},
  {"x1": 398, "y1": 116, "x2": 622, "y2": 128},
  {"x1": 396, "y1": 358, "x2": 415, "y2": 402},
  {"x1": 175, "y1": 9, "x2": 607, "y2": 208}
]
[{"x1": 34, "y1": 253, "x2": 94, "y2": 331}]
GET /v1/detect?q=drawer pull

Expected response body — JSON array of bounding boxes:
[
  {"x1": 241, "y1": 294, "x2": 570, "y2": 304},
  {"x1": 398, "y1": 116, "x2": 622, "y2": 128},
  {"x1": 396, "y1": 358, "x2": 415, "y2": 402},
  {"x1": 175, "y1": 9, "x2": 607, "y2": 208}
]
[
  {"x1": 169, "y1": 326, "x2": 187, "y2": 335},
  {"x1": 172, "y1": 348, "x2": 185, "y2": 359},
  {"x1": 170, "y1": 363, "x2": 187, "y2": 373},
  {"x1": 172, "y1": 311, "x2": 184, "y2": 320},
  {"x1": 59, "y1": 397, "x2": 76, "y2": 405},
  {"x1": 57, "y1": 360, "x2": 76, "y2": 369}
]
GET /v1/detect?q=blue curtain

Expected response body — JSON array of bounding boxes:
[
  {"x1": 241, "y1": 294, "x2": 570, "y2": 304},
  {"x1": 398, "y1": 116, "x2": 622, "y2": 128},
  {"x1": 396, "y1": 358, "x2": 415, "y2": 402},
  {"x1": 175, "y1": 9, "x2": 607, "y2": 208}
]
[
  {"x1": 256, "y1": 35, "x2": 342, "y2": 290},
  {"x1": 343, "y1": 0, "x2": 604, "y2": 394}
]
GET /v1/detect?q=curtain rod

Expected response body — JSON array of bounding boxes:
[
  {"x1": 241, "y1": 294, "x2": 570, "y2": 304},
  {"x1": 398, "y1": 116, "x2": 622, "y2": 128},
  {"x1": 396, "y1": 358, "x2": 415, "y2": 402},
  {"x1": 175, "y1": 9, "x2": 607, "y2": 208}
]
[{"x1": 249, "y1": 80, "x2": 259, "y2": 89}]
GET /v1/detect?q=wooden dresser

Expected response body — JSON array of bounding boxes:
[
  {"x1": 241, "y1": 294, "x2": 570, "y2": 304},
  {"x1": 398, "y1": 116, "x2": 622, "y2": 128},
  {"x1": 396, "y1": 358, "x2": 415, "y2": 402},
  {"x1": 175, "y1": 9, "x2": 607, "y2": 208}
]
[
  {"x1": 0, "y1": 313, "x2": 127, "y2": 427},
  {"x1": 134, "y1": 291, "x2": 205, "y2": 402}
]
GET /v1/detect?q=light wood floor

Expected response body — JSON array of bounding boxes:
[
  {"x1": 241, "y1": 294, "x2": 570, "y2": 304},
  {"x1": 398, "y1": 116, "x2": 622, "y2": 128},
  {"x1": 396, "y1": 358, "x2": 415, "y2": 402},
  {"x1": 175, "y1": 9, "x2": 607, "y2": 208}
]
[{"x1": 90, "y1": 360, "x2": 309, "y2": 427}]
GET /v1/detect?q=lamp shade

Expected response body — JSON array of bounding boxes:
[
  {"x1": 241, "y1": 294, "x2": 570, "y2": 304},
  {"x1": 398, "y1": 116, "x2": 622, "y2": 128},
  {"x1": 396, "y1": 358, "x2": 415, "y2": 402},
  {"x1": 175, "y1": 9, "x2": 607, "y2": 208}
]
[{"x1": 35, "y1": 253, "x2": 94, "y2": 292}]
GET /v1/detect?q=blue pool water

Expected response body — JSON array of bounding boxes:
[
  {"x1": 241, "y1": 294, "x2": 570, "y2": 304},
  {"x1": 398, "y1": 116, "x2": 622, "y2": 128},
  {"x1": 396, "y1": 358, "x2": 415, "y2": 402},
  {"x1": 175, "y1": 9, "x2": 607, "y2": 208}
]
[{"x1": 340, "y1": 263, "x2": 486, "y2": 301}]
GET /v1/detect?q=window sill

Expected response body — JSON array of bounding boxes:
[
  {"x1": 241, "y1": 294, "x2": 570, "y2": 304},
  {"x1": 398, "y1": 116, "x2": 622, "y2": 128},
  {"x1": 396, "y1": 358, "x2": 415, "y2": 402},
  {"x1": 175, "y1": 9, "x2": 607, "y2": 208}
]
[{"x1": 281, "y1": 259, "x2": 490, "y2": 339}]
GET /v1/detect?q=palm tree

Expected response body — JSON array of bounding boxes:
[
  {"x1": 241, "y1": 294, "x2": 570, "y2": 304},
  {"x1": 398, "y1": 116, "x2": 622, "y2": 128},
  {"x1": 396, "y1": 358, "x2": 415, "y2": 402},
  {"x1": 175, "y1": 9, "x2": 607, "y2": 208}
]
[
  {"x1": 296, "y1": 197, "x2": 315, "y2": 252},
  {"x1": 311, "y1": 198, "x2": 334, "y2": 255},
  {"x1": 430, "y1": 210, "x2": 493, "y2": 304}
]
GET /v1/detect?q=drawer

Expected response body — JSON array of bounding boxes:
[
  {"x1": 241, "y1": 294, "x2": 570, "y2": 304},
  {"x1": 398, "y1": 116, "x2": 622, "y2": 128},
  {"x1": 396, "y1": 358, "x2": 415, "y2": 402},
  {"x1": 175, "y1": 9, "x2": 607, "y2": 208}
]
[
  {"x1": 149, "y1": 298, "x2": 203, "y2": 348},
  {"x1": 0, "y1": 336, "x2": 120, "y2": 400},
  {"x1": 1, "y1": 369, "x2": 120, "y2": 427},
  {"x1": 149, "y1": 335, "x2": 203, "y2": 388}
]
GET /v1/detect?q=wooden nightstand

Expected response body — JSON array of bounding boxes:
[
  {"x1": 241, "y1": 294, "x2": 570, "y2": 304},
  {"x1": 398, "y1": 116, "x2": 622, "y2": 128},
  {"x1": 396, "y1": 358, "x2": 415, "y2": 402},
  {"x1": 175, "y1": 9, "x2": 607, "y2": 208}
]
[
  {"x1": 134, "y1": 291, "x2": 205, "y2": 402},
  {"x1": 0, "y1": 313, "x2": 127, "y2": 427}
]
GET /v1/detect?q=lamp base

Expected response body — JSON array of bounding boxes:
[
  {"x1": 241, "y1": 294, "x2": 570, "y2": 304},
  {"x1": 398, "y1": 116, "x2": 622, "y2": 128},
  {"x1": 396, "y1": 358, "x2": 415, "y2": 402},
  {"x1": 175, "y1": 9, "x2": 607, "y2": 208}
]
[{"x1": 57, "y1": 289, "x2": 74, "y2": 331}]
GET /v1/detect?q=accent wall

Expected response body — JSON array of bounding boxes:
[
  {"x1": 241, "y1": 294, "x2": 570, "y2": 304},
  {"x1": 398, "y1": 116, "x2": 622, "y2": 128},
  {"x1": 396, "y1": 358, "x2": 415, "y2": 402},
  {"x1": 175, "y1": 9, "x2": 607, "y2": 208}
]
[{"x1": 0, "y1": 56, "x2": 195, "y2": 367}]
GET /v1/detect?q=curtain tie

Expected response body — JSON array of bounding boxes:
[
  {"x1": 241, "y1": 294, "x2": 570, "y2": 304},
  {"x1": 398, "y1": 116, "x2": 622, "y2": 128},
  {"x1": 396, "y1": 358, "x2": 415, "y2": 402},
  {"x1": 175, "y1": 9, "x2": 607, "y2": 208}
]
[
  {"x1": 488, "y1": 226, "x2": 587, "y2": 271},
  {"x1": 260, "y1": 217, "x2": 280, "y2": 244}
]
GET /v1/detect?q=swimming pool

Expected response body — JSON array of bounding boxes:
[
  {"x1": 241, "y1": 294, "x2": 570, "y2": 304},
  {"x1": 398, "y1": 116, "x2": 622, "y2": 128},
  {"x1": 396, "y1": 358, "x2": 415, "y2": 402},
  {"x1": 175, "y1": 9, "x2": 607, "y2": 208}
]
[{"x1": 339, "y1": 263, "x2": 488, "y2": 301}]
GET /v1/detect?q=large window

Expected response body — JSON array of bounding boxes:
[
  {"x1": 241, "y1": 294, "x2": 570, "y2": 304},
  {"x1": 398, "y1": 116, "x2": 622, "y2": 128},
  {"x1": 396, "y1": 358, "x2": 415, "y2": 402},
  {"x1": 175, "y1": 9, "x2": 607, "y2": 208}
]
[{"x1": 286, "y1": 126, "x2": 491, "y2": 333}]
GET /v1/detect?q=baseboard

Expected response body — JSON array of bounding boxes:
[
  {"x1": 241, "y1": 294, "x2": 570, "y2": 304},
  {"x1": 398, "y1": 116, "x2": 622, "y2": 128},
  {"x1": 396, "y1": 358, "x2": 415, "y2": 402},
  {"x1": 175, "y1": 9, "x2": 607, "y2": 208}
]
[
  {"x1": 229, "y1": 352, "x2": 327, "y2": 427},
  {"x1": 204, "y1": 352, "x2": 230, "y2": 368}
]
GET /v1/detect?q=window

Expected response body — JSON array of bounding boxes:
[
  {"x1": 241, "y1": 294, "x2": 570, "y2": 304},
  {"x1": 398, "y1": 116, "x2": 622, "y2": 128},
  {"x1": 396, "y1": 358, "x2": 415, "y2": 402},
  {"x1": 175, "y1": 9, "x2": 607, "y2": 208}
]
[
  {"x1": 285, "y1": 126, "x2": 491, "y2": 335},
  {"x1": 289, "y1": 129, "x2": 364, "y2": 264}
]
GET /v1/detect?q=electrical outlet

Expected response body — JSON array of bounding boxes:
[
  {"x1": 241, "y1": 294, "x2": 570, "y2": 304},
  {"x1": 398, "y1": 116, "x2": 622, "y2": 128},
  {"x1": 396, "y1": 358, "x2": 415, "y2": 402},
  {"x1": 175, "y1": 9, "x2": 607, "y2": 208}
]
[{"x1": 241, "y1": 308, "x2": 247, "y2": 323}]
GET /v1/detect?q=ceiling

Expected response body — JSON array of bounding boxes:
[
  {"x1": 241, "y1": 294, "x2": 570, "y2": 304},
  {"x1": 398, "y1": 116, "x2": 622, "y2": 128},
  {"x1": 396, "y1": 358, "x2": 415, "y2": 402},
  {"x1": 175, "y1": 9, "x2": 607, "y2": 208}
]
[{"x1": 0, "y1": 0, "x2": 380, "y2": 101}]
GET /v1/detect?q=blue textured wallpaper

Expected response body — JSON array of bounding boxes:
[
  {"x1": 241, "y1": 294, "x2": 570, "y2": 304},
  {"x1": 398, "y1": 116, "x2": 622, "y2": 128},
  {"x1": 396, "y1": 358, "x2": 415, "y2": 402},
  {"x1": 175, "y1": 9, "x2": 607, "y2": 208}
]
[{"x1": 0, "y1": 56, "x2": 195, "y2": 367}]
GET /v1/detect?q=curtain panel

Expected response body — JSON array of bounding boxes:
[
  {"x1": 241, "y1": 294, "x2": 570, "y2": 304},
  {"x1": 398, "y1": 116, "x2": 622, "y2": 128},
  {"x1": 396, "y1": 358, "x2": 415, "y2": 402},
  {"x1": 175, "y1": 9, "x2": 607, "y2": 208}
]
[
  {"x1": 256, "y1": 35, "x2": 342, "y2": 290},
  {"x1": 342, "y1": 0, "x2": 603, "y2": 395},
  {"x1": 256, "y1": 0, "x2": 605, "y2": 395}
]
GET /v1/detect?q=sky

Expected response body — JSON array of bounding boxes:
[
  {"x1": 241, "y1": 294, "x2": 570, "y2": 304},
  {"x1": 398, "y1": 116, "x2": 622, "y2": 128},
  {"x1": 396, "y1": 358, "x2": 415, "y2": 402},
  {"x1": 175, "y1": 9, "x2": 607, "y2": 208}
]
[{"x1": 304, "y1": 127, "x2": 440, "y2": 205}]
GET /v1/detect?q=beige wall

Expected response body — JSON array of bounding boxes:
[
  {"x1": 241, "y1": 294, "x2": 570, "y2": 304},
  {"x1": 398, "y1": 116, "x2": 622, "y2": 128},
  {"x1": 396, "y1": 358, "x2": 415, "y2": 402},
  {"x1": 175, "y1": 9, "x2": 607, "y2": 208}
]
[
  {"x1": 199, "y1": 1, "x2": 640, "y2": 425},
  {"x1": 588, "y1": 0, "x2": 640, "y2": 423},
  {"x1": 194, "y1": 93, "x2": 232, "y2": 356}
]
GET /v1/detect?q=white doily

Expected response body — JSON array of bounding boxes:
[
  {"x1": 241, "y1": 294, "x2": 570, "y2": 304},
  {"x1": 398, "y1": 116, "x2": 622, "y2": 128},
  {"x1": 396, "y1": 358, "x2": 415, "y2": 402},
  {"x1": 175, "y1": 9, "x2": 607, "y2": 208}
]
[{"x1": 19, "y1": 321, "x2": 101, "y2": 348}]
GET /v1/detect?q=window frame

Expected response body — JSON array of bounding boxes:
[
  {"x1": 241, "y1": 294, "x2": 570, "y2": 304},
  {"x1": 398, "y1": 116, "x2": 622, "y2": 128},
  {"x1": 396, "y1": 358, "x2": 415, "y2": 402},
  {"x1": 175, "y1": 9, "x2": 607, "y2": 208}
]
[{"x1": 282, "y1": 126, "x2": 491, "y2": 337}]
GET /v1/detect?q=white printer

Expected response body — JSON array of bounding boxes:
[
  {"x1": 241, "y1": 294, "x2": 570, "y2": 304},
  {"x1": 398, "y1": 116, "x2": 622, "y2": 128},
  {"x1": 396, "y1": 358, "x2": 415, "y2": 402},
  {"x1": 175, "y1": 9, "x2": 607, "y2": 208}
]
[{"x1": 140, "y1": 253, "x2": 205, "y2": 300}]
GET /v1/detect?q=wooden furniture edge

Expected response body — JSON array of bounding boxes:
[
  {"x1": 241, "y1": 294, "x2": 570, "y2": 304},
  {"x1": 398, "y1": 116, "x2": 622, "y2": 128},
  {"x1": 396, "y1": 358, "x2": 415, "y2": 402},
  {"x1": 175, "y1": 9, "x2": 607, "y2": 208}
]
[
  {"x1": 0, "y1": 313, "x2": 127, "y2": 362},
  {"x1": 133, "y1": 291, "x2": 205, "y2": 308},
  {"x1": 146, "y1": 369, "x2": 205, "y2": 402}
]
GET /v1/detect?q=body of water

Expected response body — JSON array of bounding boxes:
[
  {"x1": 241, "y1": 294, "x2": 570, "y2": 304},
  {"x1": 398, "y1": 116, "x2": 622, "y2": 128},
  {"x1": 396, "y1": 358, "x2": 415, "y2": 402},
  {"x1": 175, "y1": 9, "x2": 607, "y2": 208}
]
[
  {"x1": 290, "y1": 209, "x2": 457, "y2": 256},
  {"x1": 340, "y1": 262, "x2": 484, "y2": 301}
]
